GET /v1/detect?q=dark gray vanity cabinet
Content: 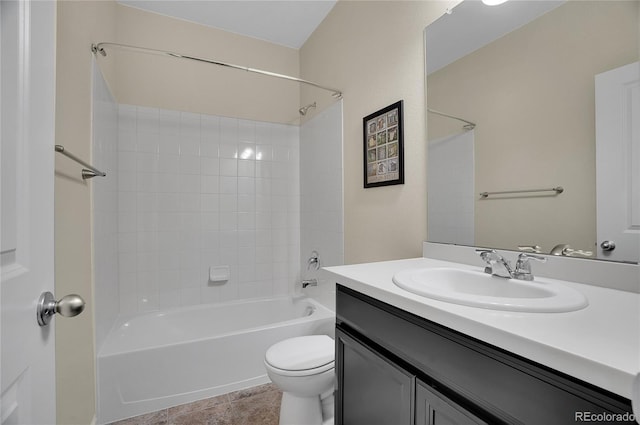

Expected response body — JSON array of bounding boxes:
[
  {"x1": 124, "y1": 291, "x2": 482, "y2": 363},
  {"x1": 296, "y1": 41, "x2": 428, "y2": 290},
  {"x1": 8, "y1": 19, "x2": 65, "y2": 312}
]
[
  {"x1": 415, "y1": 381, "x2": 487, "y2": 425},
  {"x1": 336, "y1": 328, "x2": 414, "y2": 425},
  {"x1": 336, "y1": 284, "x2": 635, "y2": 425},
  {"x1": 336, "y1": 326, "x2": 486, "y2": 425}
]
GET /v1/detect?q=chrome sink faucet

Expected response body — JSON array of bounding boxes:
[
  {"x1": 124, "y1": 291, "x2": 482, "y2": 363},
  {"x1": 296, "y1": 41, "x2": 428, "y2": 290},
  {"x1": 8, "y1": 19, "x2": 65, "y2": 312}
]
[
  {"x1": 476, "y1": 249, "x2": 546, "y2": 281},
  {"x1": 476, "y1": 249, "x2": 513, "y2": 278}
]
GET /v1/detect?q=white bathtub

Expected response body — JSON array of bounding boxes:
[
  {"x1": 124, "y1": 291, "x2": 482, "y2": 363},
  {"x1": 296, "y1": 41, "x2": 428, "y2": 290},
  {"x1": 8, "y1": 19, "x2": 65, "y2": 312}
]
[{"x1": 97, "y1": 296, "x2": 335, "y2": 424}]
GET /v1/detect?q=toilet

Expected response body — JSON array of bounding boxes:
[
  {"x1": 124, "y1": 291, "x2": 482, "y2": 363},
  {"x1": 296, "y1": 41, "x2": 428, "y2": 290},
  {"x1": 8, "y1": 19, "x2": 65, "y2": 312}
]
[{"x1": 264, "y1": 335, "x2": 335, "y2": 425}]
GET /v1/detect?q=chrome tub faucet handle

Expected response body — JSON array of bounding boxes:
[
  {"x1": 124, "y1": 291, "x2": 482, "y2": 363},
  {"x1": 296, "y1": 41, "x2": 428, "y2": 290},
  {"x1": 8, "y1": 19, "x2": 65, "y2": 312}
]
[{"x1": 307, "y1": 250, "x2": 320, "y2": 271}]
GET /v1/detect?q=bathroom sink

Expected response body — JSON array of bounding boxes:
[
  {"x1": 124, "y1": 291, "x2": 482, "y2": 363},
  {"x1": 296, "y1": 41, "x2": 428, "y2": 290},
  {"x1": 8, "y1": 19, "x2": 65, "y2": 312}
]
[{"x1": 392, "y1": 267, "x2": 588, "y2": 312}]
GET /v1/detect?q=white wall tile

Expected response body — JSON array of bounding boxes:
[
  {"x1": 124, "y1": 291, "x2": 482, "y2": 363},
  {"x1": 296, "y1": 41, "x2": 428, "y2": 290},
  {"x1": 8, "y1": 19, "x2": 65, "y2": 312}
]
[
  {"x1": 255, "y1": 162, "x2": 272, "y2": 179},
  {"x1": 238, "y1": 143, "x2": 255, "y2": 160},
  {"x1": 179, "y1": 136, "x2": 200, "y2": 156},
  {"x1": 200, "y1": 142, "x2": 219, "y2": 158},
  {"x1": 179, "y1": 174, "x2": 201, "y2": 193},
  {"x1": 201, "y1": 175, "x2": 219, "y2": 194},
  {"x1": 180, "y1": 193, "x2": 201, "y2": 212},
  {"x1": 220, "y1": 117, "x2": 238, "y2": 144},
  {"x1": 219, "y1": 212, "x2": 238, "y2": 231},
  {"x1": 137, "y1": 132, "x2": 159, "y2": 154},
  {"x1": 201, "y1": 232, "x2": 220, "y2": 251},
  {"x1": 219, "y1": 143, "x2": 238, "y2": 159},
  {"x1": 180, "y1": 112, "x2": 200, "y2": 138},
  {"x1": 158, "y1": 154, "x2": 179, "y2": 174},
  {"x1": 255, "y1": 145, "x2": 272, "y2": 162},
  {"x1": 159, "y1": 110, "x2": 180, "y2": 134},
  {"x1": 181, "y1": 288, "x2": 202, "y2": 307},
  {"x1": 201, "y1": 157, "x2": 220, "y2": 175},
  {"x1": 179, "y1": 155, "x2": 201, "y2": 175},
  {"x1": 159, "y1": 133, "x2": 180, "y2": 155},
  {"x1": 109, "y1": 105, "x2": 328, "y2": 315},
  {"x1": 157, "y1": 174, "x2": 180, "y2": 193},
  {"x1": 220, "y1": 158, "x2": 238, "y2": 176},
  {"x1": 118, "y1": 129, "x2": 137, "y2": 152},
  {"x1": 157, "y1": 251, "x2": 181, "y2": 272},
  {"x1": 201, "y1": 194, "x2": 220, "y2": 211},
  {"x1": 220, "y1": 176, "x2": 238, "y2": 194},
  {"x1": 201, "y1": 212, "x2": 220, "y2": 231},
  {"x1": 219, "y1": 194, "x2": 237, "y2": 212},
  {"x1": 237, "y1": 195, "x2": 255, "y2": 213},
  {"x1": 159, "y1": 289, "x2": 181, "y2": 310}
]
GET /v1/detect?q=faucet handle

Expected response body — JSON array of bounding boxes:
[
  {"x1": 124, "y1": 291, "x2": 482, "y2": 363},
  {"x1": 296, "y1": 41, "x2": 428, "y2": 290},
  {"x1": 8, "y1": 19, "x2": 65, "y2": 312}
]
[
  {"x1": 518, "y1": 245, "x2": 542, "y2": 253},
  {"x1": 516, "y1": 253, "x2": 547, "y2": 268},
  {"x1": 475, "y1": 249, "x2": 495, "y2": 273},
  {"x1": 517, "y1": 252, "x2": 546, "y2": 262},
  {"x1": 307, "y1": 250, "x2": 320, "y2": 271},
  {"x1": 476, "y1": 249, "x2": 513, "y2": 278},
  {"x1": 475, "y1": 248, "x2": 495, "y2": 260},
  {"x1": 514, "y1": 253, "x2": 546, "y2": 280}
]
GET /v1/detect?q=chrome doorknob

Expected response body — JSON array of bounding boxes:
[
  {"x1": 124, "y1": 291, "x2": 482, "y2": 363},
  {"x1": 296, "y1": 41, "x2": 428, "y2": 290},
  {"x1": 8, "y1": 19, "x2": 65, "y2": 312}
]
[
  {"x1": 600, "y1": 240, "x2": 616, "y2": 252},
  {"x1": 37, "y1": 291, "x2": 85, "y2": 327}
]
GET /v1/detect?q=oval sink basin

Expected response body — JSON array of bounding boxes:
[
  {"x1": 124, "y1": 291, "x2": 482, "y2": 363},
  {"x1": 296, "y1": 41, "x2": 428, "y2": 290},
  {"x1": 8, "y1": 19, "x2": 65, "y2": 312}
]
[{"x1": 392, "y1": 267, "x2": 588, "y2": 312}]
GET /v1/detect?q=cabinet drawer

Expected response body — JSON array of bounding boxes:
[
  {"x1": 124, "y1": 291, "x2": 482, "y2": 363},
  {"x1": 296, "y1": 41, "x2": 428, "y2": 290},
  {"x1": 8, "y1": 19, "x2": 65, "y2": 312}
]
[{"x1": 337, "y1": 285, "x2": 634, "y2": 424}]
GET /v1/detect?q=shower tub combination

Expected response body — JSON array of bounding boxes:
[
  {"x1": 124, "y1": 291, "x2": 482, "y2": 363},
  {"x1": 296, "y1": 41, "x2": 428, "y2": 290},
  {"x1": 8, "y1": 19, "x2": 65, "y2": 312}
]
[{"x1": 97, "y1": 296, "x2": 334, "y2": 424}]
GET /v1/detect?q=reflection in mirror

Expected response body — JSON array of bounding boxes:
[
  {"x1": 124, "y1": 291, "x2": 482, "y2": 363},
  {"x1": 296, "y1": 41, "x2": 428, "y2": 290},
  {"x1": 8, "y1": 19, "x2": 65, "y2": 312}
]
[{"x1": 425, "y1": 0, "x2": 639, "y2": 263}]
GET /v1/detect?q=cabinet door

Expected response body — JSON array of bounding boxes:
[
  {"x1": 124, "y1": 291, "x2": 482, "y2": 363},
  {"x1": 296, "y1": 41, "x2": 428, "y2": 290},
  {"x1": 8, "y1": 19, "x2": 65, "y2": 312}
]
[
  {"x1": 416, "y1": 381, "x2": 488, "y2": 425},
  {"x1": 336, "y1": 327, "x2": 414, "y2": 425}
]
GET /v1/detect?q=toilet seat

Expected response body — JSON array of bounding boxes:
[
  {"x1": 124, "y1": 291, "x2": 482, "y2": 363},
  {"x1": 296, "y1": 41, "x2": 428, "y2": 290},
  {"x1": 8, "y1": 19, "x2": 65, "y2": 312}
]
[{"x1": 265, "y1": 335, "x2": 335, "y2": 377}]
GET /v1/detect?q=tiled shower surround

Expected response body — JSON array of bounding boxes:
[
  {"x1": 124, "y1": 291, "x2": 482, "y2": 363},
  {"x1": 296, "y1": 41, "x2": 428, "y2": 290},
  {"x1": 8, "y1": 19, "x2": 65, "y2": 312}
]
[
  {"x1": 115, "y1": 104, "x2": 301, "y2": 315},
  {"x1": 92, "y1": 65, "x2": 343, "y2": 355}
]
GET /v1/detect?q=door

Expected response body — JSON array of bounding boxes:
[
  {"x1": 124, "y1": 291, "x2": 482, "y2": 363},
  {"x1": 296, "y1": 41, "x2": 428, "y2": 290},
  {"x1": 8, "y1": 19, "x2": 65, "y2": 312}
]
[
  {"x1": 1, "y1": 1, "x2": 57, "y2": 424},
  {"x1": 595, "y1": 61, "x2": 640, "y2": 262},
  {"x1": 336, "y1": 328, "x2": 414, "y2": 425},
  {"x1": 415, "y1": 381, "x2": 487, "y2": 425}
]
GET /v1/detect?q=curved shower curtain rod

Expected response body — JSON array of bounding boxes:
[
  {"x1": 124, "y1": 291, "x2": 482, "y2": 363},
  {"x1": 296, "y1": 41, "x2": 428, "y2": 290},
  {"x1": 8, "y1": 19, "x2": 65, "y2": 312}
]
[{"x1": 91, "y1": 42, "x2": 343, "y2": 99}]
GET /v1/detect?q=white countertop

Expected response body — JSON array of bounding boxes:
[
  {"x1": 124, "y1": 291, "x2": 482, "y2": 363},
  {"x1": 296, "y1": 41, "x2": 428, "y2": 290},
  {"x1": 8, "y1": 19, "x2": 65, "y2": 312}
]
[{"x1": 324, "y1": 257, "x2": 640, "y2": 400}]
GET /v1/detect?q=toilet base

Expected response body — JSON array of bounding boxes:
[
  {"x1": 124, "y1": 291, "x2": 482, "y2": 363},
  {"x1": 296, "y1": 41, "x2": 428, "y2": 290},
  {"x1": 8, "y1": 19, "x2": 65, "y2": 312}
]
[{"x1": 279, "y1": 392, "x2": 323, "y2": 425}]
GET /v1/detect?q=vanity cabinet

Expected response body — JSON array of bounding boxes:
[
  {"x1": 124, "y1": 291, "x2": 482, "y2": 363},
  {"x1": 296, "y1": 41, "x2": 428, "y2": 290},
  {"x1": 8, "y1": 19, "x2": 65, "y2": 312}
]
[
  {"x1": 336, "y1": 328, "x2": 414, "y2": 424},
  {"x1": 415, "y1": 381, "x2": 487, "y2": 425},
  {"x1": 335, "y1": 285, "x2": 634, "y2": 425}
]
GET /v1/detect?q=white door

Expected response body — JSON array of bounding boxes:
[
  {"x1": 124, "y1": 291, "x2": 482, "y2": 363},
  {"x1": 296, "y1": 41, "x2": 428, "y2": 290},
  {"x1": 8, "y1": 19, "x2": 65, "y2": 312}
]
[
  {"x1": 1, "y1": 1, "x2": 57, "y2": 424},
  {"x1": 595, "y1": 61, "x2": 640, "y2": 263}
]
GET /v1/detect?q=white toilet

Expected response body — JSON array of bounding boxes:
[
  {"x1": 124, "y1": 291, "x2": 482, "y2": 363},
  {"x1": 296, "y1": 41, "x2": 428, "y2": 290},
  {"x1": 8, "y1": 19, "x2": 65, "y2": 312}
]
[{"x1": 264, "y1": 335, "x2": 335, "y2": 425}]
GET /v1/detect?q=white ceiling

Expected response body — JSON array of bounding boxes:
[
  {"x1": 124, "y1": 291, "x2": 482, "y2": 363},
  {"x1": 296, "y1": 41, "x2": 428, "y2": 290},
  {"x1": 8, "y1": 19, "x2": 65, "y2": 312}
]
[{"x1": 118, "y1": 0, "x2": 337, "y2": 49}]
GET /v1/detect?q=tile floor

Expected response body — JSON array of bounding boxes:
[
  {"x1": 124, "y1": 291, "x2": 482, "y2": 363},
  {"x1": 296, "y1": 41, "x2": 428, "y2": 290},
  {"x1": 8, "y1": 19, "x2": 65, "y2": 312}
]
[{"x1": 109, "y1": 383, "x2": 282, "y2": 425}]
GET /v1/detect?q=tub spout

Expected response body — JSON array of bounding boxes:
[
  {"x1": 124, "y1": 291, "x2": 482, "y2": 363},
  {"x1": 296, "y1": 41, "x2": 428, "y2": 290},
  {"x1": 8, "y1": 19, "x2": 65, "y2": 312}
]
[{"x1": 302, "y1": 279, "x2": 318, "y2": 289}]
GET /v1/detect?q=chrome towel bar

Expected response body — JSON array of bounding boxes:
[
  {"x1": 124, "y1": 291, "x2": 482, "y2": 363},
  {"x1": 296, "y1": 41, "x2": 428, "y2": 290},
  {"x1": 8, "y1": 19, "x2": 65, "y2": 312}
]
[
  {"x1": 54, "y1": 145, "x2": 106, "y2": 180},
  {"x1": 480, "y1": 186, "x2": 563, "y2": 198}
]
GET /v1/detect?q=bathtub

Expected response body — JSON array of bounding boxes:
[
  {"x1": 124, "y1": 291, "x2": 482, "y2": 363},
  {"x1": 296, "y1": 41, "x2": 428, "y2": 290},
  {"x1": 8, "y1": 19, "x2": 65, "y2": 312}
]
[{"x1": 97, "y1": 296, "x2": 335, "y2": 424}]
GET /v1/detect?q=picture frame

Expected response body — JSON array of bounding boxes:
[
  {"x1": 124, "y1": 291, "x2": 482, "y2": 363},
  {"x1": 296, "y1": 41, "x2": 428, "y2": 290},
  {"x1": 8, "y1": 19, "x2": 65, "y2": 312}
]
[{"x1": 363, "y1": 100, "x2": 404, "y2": 188}]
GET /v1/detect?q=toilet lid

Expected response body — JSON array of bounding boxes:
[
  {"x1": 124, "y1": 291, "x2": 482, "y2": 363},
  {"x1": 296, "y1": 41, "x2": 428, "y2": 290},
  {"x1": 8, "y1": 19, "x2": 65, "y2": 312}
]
[{"x1": 265, "y1": 335, "x2": 334, "y2": 371}]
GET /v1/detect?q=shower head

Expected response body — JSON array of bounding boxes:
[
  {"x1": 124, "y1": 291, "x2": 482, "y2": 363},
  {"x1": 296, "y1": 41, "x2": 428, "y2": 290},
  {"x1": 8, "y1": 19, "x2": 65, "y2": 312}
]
[{"x1": 299, "y1": 102, "x2": 317, "y2": 116}]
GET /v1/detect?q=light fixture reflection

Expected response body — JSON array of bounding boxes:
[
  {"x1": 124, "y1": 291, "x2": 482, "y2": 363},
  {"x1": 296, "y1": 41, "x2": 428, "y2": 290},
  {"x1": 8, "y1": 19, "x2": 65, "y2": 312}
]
[{"x1": 240, "y1": 148, "x2": 254, "y2": 160}]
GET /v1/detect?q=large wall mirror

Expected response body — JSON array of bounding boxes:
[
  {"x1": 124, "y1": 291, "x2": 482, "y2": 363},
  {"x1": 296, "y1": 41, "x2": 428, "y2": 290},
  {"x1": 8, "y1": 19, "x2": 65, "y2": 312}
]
[{"x1": 425, "y1": 0, "x2": 639, "y2": 263}]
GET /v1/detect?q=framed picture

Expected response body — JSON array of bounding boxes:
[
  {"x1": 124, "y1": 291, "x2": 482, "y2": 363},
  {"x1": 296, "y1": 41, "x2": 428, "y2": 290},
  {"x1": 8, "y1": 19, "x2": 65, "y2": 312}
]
[{"x1": 363, "y1": 100, "x2": 404, "y2": 188}]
